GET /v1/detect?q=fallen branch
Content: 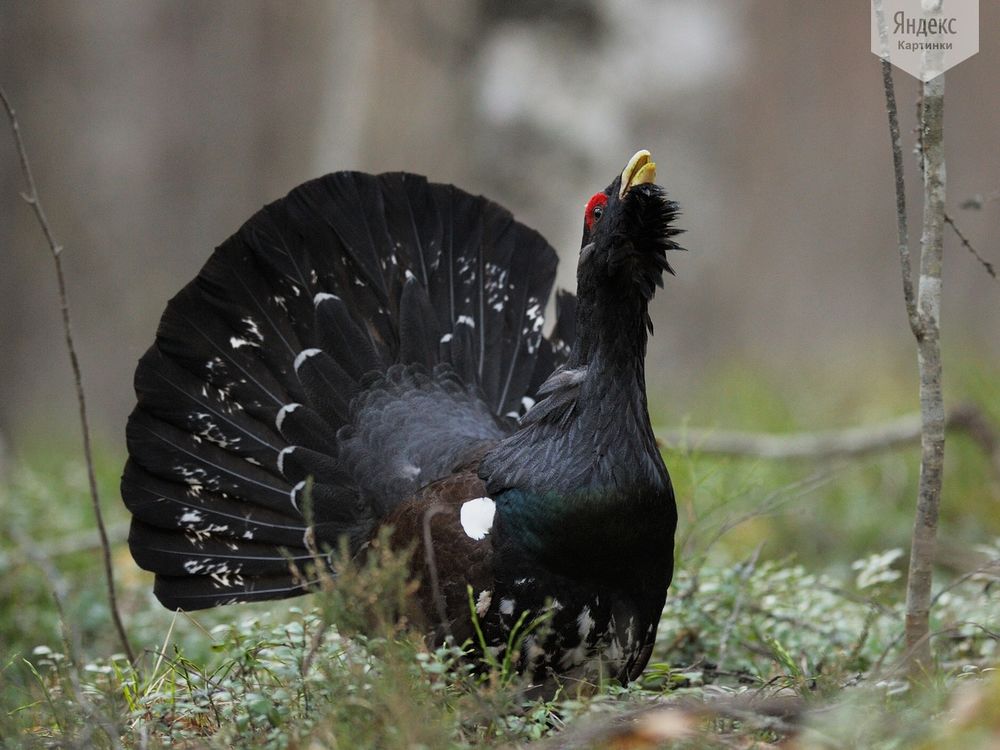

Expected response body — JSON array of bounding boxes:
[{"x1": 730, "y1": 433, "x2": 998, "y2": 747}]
[
  {"x1": 1, "y1": 88, "x2": 136, "y2": 666},
  {"x1": 0, "y1": 522, "x2": 131, "y2": 574},
  {"x1": 538, "y1": 689, "x2": 805, "y2": 749},
  {"x1": 655, "y1": 403, "x2": 999, "y2": 479}
]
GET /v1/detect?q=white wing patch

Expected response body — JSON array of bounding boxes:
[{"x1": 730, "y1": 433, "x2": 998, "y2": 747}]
[{"x1": 459, "y1": 496, "x2": 496, "y2": 541}]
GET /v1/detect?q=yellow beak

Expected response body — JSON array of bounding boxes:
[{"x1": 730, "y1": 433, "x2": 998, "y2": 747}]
[{"x1": 618, "y1": 149, "x2": 657, "y2": 199}]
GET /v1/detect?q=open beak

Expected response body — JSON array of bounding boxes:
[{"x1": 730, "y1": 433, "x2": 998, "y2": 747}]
[{"x1": 618, "y1": 149, "x2": 657, "y2": 199}]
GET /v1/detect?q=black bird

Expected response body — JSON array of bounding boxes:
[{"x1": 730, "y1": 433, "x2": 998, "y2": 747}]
[{"x1": 123, "y1": 149, "x2": 682, "y2": 686}]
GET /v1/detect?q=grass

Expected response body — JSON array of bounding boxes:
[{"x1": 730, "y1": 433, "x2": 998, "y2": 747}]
[{"x1": 1, "y1": 358, "x2": 998, "y2": 748}]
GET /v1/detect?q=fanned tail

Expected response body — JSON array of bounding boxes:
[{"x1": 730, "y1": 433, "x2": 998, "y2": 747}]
[{"x1": 123, "y1": 171, "x2": 575, "y2": 609}]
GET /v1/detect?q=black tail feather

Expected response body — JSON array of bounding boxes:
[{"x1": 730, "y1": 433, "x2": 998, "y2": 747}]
[
  {"x1": 312, "y1": 293, "x2": 386, "y2": 380},
  {"x1": 122, "y1": 461, "x2": 308, "y2": 546},
  {"x1": 398, "y1": 278, "x2": 439, "y2": 370},
  {"x1": 124, "y1": 170, "x2": 576, "y2": 609},
  {"x1": 153, "y1": 573, "x2": 315, "y2": 611}
]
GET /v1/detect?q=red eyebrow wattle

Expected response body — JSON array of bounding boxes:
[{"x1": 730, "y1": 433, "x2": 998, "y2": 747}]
[{"x1": 585, "y1": 192, "x2": 608, "y2": 230}]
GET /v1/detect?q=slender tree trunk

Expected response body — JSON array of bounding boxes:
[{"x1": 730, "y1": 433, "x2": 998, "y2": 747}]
[{"x1": 904, "y1": 63, "x2": 946, "y2": 676}]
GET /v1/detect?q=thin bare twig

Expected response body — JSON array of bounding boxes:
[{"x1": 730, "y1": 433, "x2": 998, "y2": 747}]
[
  {"x1": 421, "y1": 503, "x2": 453, "y2": 643},
  {"x1": 875, "y1": 1, "x2": 921, "y2": 337},
  {"x1": 656, "y1": 403, "x2": 1000, "y2": 479},
  {"x1": 944, "y1": 211, "x2": 997, "y2": 280},
  {"x1": 876, "y1": 621, "x2": 1000, "y2": 682},
  {"x1": 299, "y1": 482, "x2": 335, "y2": 679},
  {"x1": 882, "y1": 60, "x2": 922, "y2": 336},
  {"x1": 909, "y1": 83, "x2": 995, "y2": 283},
  {"x1": 1, "y1": 88, "x2": 136, "y2": 666},
  {"x1": 910, "y1": 89, "x2": 995, "y2": 282},
  {"x1": 930, "y1": 556, "x2": 1000, "y2": 609}
]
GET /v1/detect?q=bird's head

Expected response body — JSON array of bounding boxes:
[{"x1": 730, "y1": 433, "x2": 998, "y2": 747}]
[{"x1": 578, "y1": 149, "x2": 683, "y2": 303}]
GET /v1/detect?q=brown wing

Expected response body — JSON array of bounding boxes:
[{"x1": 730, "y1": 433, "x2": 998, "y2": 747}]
[{"x1": 384, "y1": 461, "x2": 496, "y2": 646}]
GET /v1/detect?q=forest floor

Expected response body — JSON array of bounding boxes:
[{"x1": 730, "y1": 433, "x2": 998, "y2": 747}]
[{"x1": 2, "y1": 359, "x2": 998, "y2": 748}]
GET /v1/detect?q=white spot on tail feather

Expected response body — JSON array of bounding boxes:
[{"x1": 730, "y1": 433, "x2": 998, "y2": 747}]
[
  {"x1": 291, "y1": 480, "x2": 306, "y2": 514},
  {"x1": 459, "y1": 497, "x2": 495, "y2": 540},
  {"x1": 313, "y1": 292, "x2": 340, "y2": 306},
  {"x1": 229, "y1": 336, "x2": 258, "y2": 350},
  {"x1": 229, "y1": 317, "x2": 264, "y2": 350},
  {"x1": 294, "y1": 348, "x2": 321, "y2": 372},
  {"x1": 276, "y1": 403, "x2": 299, "y2": 431},
  {"x1": 242, "y1": 317, "x2": 263, "y2": 342},
  {"x1": 277, "y1": 446, "x2": 296, "y2": 474},
  {"x1": 456, "y1": 314, "x2": 475, "y2": 328}
]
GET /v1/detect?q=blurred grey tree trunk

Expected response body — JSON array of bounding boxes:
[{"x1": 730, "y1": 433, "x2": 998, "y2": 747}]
[{"x1": 0, "y1": 2, "x2": 343, "y2": 442}]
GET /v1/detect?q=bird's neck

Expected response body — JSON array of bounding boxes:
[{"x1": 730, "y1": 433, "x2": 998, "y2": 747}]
[
  {"x1": 521, "y1": 286, "x2": 664, "y2": 487},
  {"x1": 570, "y1": 288, "x2": 651, "y2": 407},
  {"x1": 484, "y1": 288, "x2": 673, "y2": 577}
]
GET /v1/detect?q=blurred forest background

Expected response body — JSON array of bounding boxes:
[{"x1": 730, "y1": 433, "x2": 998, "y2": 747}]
[
  {"x1": 0, "y1": 0, "x2": 1000, "y2": 444},
  {"x1": 1, "y1": 1, "x2": 998, "y2": 566},
  {"x1": 2, "y1": 4, "x2": 1000, "y2": 746}
]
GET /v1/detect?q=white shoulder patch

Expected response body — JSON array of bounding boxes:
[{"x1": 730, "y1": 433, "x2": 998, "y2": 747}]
[{"x1": 459, "y1": 497, "x2": 496, "y2": 541}]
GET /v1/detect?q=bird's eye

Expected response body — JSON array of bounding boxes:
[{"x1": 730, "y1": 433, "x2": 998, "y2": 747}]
[{"x1": 584, "y1": 192, "x2": 608, "y2": 231}]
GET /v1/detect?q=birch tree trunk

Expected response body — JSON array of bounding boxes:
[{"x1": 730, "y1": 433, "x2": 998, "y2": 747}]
[{"x1": 904, "y1": 54, "x2": 946, "y2": 676}]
